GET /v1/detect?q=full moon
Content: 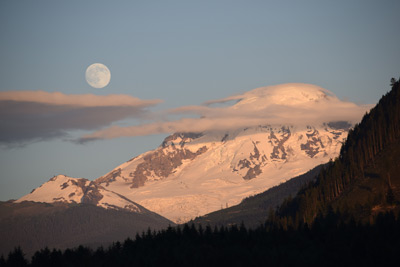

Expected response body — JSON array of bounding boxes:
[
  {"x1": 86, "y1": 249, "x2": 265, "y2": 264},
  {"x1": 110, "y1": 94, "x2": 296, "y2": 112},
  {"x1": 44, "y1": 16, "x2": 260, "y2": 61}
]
[{"x1": 85, "y1": 63, "x2": 111, "y2": 88}]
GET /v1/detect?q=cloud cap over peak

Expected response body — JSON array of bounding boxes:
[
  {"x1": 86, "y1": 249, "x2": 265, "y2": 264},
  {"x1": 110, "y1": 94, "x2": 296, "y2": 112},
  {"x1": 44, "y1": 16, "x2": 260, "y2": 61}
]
[
  {"x1": 205, "y1": 83, "x2": 336, "y2": 108},
  {"x1": 80, "y1": 83, "x2": 374, "y2": 143}
]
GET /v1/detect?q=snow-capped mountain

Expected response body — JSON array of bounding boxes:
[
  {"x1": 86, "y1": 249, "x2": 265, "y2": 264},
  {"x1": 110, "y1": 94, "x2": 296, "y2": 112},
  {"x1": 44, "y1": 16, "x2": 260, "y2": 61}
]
[
  {"x1": 17, "y1": 84, "x2": 370, "y2": 224},
  {"x1": 94, "y1": 84, "x2": 365, "y2": 223},
  {"x1": 16, "y1": 175, "x2": 144, "y2": 213},
  {"x1": 95, "y1": 124, "x2": 347, "y2": 223}
]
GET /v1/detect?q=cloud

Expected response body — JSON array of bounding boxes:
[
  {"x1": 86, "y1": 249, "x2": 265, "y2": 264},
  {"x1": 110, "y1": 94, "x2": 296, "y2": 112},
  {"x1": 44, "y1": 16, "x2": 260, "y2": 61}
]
[
  {"x1": 79, "y1": 83, "x2": 374, "y2": 143},
  {"x1": 0, "y1": 90, "x2": 159, "y2": 107},
  {"x1": 0, "y1": 91, "x2": 162, "y2": 146},
  {"x1": 1, "y1": 84, "x2": 374, "y2": 146}
]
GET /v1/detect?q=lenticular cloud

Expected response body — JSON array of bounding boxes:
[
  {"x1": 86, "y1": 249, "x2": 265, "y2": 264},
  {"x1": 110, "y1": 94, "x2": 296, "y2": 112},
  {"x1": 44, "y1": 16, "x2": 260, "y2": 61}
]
[
  {"x1": 79, "y1": 83, "x2": 373, "y2": 143},
  {"x1": 0, "y1": 84, "x2": 373, "y2": 146}
]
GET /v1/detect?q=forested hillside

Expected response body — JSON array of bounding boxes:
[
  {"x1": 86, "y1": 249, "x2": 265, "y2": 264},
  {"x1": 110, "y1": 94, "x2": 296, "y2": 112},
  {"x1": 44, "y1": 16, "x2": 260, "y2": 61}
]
[
  {"x1": 2, "y1": 212, "x2": 400, "y2": 267},
  {"x1": 276, "y1": 78, "x2": 400, "y2": 225}
]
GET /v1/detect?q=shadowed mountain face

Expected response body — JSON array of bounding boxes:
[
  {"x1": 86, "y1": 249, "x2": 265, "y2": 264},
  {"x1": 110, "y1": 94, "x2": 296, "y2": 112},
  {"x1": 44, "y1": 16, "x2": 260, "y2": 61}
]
[
  {"x1": 0, "y1": 201, "x2": 174, "y2": 258},
  {"x1": 327, "y1": 136, "x2": 400, "y2": 221}
]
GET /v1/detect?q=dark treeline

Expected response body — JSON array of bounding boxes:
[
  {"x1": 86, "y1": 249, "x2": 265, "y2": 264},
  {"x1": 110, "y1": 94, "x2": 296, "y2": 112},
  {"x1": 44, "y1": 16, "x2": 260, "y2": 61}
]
[
  {"x1": 1, "y1": 211, "x2": 400, "y2": 267},
  {"x1": 276, "y1": 79, "x2": 400, "y2": 225}
]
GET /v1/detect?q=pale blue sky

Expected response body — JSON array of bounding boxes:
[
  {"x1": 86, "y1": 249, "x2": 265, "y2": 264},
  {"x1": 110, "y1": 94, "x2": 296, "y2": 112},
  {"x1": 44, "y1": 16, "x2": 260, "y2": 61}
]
[{"x1": 1, "y1": 0, "x2": 399, "y2": 200}]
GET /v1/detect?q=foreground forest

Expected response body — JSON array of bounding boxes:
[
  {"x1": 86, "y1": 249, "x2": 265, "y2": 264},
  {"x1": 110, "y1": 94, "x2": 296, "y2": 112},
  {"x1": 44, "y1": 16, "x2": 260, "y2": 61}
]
[
  {"x1": 2, "y1": 212, "x2": 400, "y2": 267},
  {"x1": 2, "y1": 78, "x2": 400, "y2": 266}
]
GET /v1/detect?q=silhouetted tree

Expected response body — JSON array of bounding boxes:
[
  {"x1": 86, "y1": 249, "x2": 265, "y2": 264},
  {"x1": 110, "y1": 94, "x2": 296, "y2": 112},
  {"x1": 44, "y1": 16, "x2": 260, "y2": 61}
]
[
  {"x1": 0, "y1": 255, "x2": 6, "y2": 267},
  {"x1": 390, "y1": 77, "x2": 397, "y2": 87},
  {"x1": 6, "y1": 247, "x2": 27, "y2": 267},
  {"x1": 31, "y1": 247, "x2": 51, "y2": 267}
]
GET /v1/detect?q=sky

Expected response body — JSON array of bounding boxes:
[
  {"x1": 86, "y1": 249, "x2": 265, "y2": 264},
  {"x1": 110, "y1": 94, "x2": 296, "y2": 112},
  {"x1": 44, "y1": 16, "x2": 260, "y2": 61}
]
[{"x1": 0, "y1": 0, "x2": 399, "y2": 201}]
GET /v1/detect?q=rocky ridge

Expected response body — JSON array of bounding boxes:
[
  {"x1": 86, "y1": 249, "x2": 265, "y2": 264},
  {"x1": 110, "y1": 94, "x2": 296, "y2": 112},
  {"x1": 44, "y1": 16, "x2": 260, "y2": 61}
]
[
  {"x1": 17, "y1": 175, "x2": 143, "y2": 213},
  {"x1": 95, "y1": 122, "x2": 348, "y2": 223}
]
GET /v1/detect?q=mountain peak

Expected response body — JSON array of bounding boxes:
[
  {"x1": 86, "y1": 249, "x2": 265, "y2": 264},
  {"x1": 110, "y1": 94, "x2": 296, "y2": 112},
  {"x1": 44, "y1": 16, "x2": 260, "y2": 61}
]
[
  {"x1": 96, "y1": 122, "x2": 349, "y2": 223},
  {"x1": 232, "y1": 83, "x2": 334, "y2": 110},
  {"x1": 16, "y1": 175, "x2": 89, "y2": 204},
  {"x1": 16, "y1": 175, "x2": 144, "y2": 213}
]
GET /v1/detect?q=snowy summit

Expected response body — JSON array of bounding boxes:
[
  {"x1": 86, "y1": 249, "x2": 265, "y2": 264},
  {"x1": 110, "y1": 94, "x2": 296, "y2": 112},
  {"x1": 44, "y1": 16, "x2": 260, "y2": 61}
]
[{"x1": 18, "y1": 84, "x2": 372, "y2": 223}]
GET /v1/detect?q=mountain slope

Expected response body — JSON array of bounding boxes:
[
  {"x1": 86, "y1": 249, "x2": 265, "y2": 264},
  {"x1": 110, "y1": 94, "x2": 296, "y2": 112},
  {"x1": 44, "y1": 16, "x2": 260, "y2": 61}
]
[
  {"x1": 94, "y1": 84, "x2": 367, "y2": 223},
  {"x1": 330, "y1": 136, "x2": 400, "y2": 220},
  {"x1": 16, "y1": 175, "x2": 143, "y2": 213},
  {"x1": 190, "y1": 164, "x2": 325, "y2": 228},
  {"x1": 275, "y1": 80, "x2": 400, "y2": 224},
  {"x1": 0, "y1": 201, "x2": 173, "y2": 258},
  {"x1": 7, "y1": 175, "x2": 175, "y2": 257},
  {"x1": 96, "y1": 125, "x2": 347, "y2": 223}
]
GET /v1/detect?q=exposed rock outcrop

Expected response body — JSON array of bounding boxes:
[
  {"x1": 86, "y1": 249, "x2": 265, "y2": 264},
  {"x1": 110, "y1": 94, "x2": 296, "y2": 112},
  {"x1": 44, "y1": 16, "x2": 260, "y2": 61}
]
[{"x1": 130, "y1": 146, "x2": 208, "y2": 188}]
